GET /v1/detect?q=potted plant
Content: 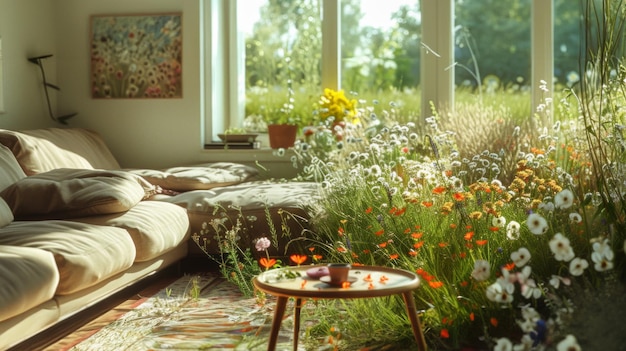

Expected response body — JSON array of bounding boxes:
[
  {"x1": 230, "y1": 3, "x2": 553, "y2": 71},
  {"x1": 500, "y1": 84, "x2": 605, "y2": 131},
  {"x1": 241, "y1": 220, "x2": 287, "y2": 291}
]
[{"x1": 261, "y1": 85, "x2": 316, "y2": 149}]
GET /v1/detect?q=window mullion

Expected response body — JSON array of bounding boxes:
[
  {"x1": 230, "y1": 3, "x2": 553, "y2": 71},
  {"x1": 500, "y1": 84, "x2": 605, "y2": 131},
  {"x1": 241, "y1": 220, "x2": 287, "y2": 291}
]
[
  {"x1": 322, "y1": 0, "x2": 340, "y2": 90},
  {"x1": 420, "y1": 0, "x2": 454, "y2": 118},
  {"x1": 531, "y1": 0, "x2": 554, "y2": 125}
]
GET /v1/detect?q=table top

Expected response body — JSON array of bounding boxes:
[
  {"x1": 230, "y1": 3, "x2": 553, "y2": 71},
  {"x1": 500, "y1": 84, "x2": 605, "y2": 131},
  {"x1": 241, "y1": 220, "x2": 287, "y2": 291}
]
[{"x1": 252, "y1": 265, "x2": 420, "y2": 299}]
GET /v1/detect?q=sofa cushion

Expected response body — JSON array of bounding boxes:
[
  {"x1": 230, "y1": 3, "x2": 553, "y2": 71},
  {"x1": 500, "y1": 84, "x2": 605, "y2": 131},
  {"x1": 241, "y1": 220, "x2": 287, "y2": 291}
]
[
  {"x1": 0, "y1": 168, "x2": 155, "y2": 220},
  {"x1": 162, "y1": 180, "x2": 319, "y2": 255},
  {"x1": 0, "y1": 199, "x2": 13, "y2": 228},
  {"x1": 0, "y1": 220, "x2": 136, "y2": 295},
  {"x1": 0, "y1": 144, "x2": 26, "y2": 192},
  {"x1": 0, "y1": 245, "x2": 59, "y2": 322},
  {"x1": 127, "y1": 162, "x2": 259, "y2": 191},
  {"x1": 72, "y1": 201, "x2": 190, "y2": 262},
  {"x1": 0, "y1": 128, "x2": 120, "y2": 175}
]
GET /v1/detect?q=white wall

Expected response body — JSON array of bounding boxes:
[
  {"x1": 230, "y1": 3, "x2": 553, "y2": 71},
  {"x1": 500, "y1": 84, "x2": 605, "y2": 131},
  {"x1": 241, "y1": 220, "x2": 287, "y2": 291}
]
[
  {"x1": 54, "y1": 0, "x2": 204, "y2": 169},
  {"x1": 0, "y1": 0, "x2": 297, "y2": 177},
  {"x1": 0, "y1": 0, "x2": 60, "y2": 130}
]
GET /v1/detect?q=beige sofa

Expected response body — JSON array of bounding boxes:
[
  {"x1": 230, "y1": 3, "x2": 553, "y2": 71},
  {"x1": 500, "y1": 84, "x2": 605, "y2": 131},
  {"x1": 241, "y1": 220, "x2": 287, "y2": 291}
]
[{"x1": 0, "y1": 127, "x2": 317, "y2": 350}]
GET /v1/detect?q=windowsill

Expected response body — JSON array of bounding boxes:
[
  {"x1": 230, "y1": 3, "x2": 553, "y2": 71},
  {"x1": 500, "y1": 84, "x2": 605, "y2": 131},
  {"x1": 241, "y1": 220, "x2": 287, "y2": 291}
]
[{"x1": 201, "y1": 146, "x2": 297, "y2": 179}]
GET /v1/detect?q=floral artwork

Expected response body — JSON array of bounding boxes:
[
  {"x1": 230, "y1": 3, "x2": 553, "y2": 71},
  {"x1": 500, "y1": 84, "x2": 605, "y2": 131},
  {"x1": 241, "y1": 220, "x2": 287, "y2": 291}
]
[{"x1": 90, "y1": 13, "x2": 182, "y2": 99}]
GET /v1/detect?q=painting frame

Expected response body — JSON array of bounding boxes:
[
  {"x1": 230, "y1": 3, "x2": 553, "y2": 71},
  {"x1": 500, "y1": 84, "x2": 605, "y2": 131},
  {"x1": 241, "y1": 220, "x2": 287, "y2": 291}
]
[{"x1": 90, "y1": 13, "x2": 182, "y2": 99}]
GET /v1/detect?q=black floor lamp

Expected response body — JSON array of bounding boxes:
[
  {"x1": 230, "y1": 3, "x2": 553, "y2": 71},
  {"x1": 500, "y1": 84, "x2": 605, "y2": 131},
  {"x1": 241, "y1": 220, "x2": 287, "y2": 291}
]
[{"x1": 28, "y1": 54, "x2": 77, "y2": 125}]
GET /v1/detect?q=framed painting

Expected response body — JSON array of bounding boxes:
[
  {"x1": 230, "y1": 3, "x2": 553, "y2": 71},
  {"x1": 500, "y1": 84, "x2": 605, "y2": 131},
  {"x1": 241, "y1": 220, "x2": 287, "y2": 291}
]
[{"x1": 90, "y1": 13, "x2": 182, "y2": 99}]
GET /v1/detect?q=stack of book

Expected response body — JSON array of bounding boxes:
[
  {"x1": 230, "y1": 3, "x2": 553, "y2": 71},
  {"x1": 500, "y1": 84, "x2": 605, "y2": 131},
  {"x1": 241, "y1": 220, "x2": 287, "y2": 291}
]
[
  {"x1": 205, "y1": 133, "x2": 262, "y2": 149},
  {"x1": 204, "y1": 140, "x2": 262, "y2": 149}
]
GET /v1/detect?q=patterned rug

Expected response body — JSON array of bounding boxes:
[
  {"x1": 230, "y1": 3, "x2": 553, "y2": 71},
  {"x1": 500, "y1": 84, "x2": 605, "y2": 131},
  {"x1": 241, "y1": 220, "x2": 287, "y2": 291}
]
[{"x1": 61, "y1": 275, "x2": 303, "y2": 351}]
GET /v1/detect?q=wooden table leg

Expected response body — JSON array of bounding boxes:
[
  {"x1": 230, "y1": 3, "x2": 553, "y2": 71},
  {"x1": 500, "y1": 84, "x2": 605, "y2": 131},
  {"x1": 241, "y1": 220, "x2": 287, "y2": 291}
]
[
  {"x1": 293, "y1": 298, "x2": 303, "y2": 351},
  {"x1": 402, "y1": 292, "x2": 428, "y2": 351},
  {"x1": 268, "y1": 296, "x2": 289, "y2": 351}
]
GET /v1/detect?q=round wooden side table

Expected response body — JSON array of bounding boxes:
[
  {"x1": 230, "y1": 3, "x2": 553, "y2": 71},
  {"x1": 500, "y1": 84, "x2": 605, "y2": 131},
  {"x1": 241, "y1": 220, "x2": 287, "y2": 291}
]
[{"x1": 252, "y1": 265, "x2": 428, "y2": 351}]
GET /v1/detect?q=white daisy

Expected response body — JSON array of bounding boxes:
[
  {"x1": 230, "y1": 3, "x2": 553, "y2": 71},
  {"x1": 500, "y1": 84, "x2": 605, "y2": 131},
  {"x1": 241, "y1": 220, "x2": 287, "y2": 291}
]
[
  {"x1": 492, "y1": 216, "x2": 507, "y2": 228},
  {"x1": 506, "y1": 221, "x2": 521, "y2": 240},
  {"x1": 471, "y1": 259, "x2": 491, "y2": 281},
  {"x1": 554, "y1": 189, "x2": 575, "y2": 209},
  {"x1": 568, "y1": 257, "x2": 589, "y2": 276},
  {"x1": 526, "y1": 213, "x2": 549, "y2": 235},
  {"x1": 557, "y1": 335, "x2": 581, "y2": 351},
  {"x1": 549, "y1": 233, "x2": 575, "y2": 262},
  {"x1": 511, "y1": 247, "x2": 531, "y2": 267},
  {"x1": 568, "y1": 212, "x2": 582, "y2": 224}
]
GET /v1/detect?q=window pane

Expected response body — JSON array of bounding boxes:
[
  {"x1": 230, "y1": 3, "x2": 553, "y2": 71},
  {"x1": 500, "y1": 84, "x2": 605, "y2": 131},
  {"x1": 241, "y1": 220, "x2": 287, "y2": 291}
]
[
  {"x1": 240, "y1": 0, "x2": 322, "y2": 130},
  {"x1": 454, "y1": 0, "x2": 531, "y2": 118},
  {"x1": 554, "y1": 0, "x2": 582, "y2": 90},
  {"x1": 342, "y1": 0, "x2": 421, "y2": 123}
]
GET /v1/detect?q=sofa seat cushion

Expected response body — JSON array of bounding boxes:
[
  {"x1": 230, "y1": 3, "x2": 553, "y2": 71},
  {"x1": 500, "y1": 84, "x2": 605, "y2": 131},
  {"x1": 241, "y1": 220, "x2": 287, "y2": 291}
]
[
  {"x1": 0, "y1": 168, "x2": 154, "y2": 220},
  {"x1": 0, "y1": 221, "x2": 136, "y2": 295},
  {"x1": 0, "y1": 128, "x2": 121, "y2": 175},
  {"x1": 0, "y1": 245, "x2": 59, "y2": 322},
  {"x1": 72, "y1": 201, "x2": 190, "y2": 262},
  {"x1": 160, "y1": 180, "x2": 319, "y2": 256},
  {"x1": 162, "y1": 180, "x2": 320, "y2": 211},
  {"x1": 127, "y1": 162, "x2": 259, "y2": 192}
]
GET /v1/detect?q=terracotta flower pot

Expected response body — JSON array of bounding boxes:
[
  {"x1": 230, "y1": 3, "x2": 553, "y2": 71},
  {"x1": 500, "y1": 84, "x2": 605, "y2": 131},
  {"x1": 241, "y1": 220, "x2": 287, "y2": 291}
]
[{"x1": 267, "y1": 124, "x2": 297, "y2": 149}]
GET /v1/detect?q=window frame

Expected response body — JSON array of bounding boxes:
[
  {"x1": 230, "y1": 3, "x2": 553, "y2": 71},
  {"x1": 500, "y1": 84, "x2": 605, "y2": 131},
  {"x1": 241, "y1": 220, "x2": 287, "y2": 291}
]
[{"x1": 202, "y1": 0, "x2": 554, "y2": 144}]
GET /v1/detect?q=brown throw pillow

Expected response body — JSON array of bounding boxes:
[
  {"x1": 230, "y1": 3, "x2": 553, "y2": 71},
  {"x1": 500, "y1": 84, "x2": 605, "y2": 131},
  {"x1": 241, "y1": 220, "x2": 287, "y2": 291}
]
[{"x1": 0, "y1": 168, "x2": 155, "y2": 220}]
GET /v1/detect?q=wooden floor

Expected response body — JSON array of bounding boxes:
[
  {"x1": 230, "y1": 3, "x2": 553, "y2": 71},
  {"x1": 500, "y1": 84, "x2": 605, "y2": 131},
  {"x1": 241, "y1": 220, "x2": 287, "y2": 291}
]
[
  {"x1": 41, "y1": 273, "x2": 180, "y2": 351},
  {"x1": 10, "y1": 256, "x2": 218, "y2": 351}
]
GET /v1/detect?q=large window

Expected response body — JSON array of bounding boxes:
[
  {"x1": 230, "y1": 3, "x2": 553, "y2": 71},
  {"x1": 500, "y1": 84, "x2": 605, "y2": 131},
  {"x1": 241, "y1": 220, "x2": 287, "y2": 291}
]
[
  {"x1": 235, "y1": 0, "x2": 421, "y2": 135},
  {"x1": 203, "y1": 0, "x2": 562, "y2": 144}
]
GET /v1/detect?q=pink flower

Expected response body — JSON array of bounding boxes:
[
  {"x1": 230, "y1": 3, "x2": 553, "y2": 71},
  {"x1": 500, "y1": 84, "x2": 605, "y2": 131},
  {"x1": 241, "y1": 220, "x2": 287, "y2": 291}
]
[{"x1": 255, "y1": 237, "x2": 271, "y2": 251}]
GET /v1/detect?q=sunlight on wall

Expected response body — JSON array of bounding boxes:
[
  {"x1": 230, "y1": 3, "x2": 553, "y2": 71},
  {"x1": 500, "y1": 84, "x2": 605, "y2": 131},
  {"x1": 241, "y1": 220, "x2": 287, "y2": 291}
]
[{"x1": 0, "y1": 37, "x2": 4, "y2": 113}]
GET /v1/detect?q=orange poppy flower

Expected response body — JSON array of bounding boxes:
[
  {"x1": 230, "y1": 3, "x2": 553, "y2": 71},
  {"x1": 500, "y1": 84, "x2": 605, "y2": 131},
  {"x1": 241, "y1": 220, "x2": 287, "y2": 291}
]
[
  {"x1": 374, "y1": 229, "x2": 384, "y2": 236},
  {"x1": 429, "y1": 281, "x2": 444, "y2": 288},
  {"x1": 290, "y1": 254, "x2": 307, "y2": 265},
  {"x1": 464, "y1": 231, "x2": 474, "y2": 241},
  {"x1": 469, "y1": 312, "x2": 475, "y2": 321},
  {"x1": 365, "y1": 206, "x2": 373, "y2": 214},
  {"x1": 378, "y1": 242, "x2": 388, "y2": 248},
  {"x1": 433, "y1": 186, "x2": 447, "y2": 194},
  {"x1": 504, "y1": 262, "x2": 516, "y2": 271},
  {"x1": 421, "y1": 201, "x2": 434, "y2": 208},
  {"x1": 389, "y1": 253, "x2": 399, "y2": 260},
  {"x1": 453, "y1": 192, "x2": 465, "y2": 201},
  {"x1": 259, "y1": 257, "x2": 277, "y2": 269},
  {"x1": 413, "y1": 241, "x2": 424, "y2": 249},
  {"x1": 490, "y1": 318, "x2": 498, "y2": 327},
  {"x1": 476, "y1": 239, "x2": 488, "y2": 246},
  {"x1": 440, "y1": 329, "x2": 450, "y2": 338}
]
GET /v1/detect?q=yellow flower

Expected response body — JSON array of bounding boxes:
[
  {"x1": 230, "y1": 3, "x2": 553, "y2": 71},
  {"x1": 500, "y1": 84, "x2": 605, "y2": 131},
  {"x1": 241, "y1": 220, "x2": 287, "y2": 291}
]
[{"x1": 318, "y1": 88, "x2": 357, "y2": 123}]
